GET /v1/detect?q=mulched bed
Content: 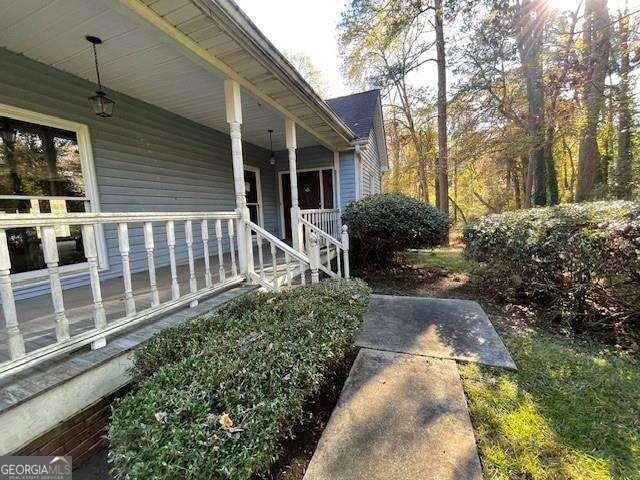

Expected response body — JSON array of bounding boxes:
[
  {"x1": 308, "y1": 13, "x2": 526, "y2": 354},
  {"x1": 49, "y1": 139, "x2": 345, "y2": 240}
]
[{"x1": 256, "y1": 350, "x2": 357, "y2": 480}]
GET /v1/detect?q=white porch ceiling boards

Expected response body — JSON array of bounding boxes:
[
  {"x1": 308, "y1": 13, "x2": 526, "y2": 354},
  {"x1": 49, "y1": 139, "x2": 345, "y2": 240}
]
[{"x1": 0, "y1": 0, "x2": 343, "y2": 150}]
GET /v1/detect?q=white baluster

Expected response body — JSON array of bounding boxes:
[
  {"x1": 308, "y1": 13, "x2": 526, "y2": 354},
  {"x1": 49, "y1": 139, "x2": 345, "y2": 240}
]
[
  {"x1": 257, "y1": 233, "x2": 265, "y2": 279},
  {"x1": 215, "y1": 219, "x2": 226, "y2": 282},
  {"x1": 270, "y1": 242, "x2": 279, "y2": 292},
  {"x1": 341, "y1": 225, "x2": 350, "y2": 279},
  {"x1": 326, "y1": 238, "x2": 332, "y2": 270},
  {"x1": 337, "y1": 241, "x2": 342, "y2": 277},
  {"x1": 285, "y1": 253, "x2": 292, "y2": 288},
  {"x1": 41, "y1": 226, "x2": 69, "y2": 341},
  {"x1": 309, "y1": 231, "x2": 320, "y2": 284},
  {"x1": 143, "y1": 222, "x2": 160, "y2": 307},
  {"x1": 201, "y1": 220, "x2": 212, "y2": 288},
  {"x1": 299, "y1": 260, "x2": 306, "y2": 285},
  {"x1": 81, "y1": 224, "x2": 107, "y2": 349},
  {"x1": 166, "y1": 221, "x2": 180, "y2": 301},
  {"x1": 0, "y1": 229, "x2": 25, "y2": 359},
  {"x1": 117, "y1": 223, "x2": 136, "y2": 316},
  {"x1": 227, "y1": 219, "x2": 238, "y2": 277},
  {"x1": 185, "y1": 220, "x2": 198, "y2": 307}
]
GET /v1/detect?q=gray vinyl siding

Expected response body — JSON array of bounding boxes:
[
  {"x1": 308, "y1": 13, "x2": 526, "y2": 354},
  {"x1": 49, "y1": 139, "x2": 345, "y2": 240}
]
[
  {"x1": 360, "y1": 127, "x2": 382, "y2": 196},
  {"x1": 339, "y1": 151, "x2": 356, "y2": 210},
  {"x1": 0, "y1": 47, "x2": 278, "y2": 299},
  {"x1": 274, "y1": 144, "x2": 333, "y2": 172}
]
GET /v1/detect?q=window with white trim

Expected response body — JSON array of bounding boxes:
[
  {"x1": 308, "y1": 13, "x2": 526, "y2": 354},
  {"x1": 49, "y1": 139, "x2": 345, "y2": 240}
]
[{"x1": 0, "y1": 113, "x2": 96, "y2": 275}]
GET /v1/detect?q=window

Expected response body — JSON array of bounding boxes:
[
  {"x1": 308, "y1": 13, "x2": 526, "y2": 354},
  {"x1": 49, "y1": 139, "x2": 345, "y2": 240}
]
[
  {"x1": 0, "y1": 107, "x2": 103, "y2": 277},
  {"x1": 244, "y1": 168, "x2": 262, "y2": 226}
]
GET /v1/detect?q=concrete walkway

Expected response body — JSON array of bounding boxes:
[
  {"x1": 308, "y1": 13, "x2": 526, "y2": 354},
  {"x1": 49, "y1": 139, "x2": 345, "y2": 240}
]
[{"x1": 304, "y1": 295, "x2": 516, "y2": 480}]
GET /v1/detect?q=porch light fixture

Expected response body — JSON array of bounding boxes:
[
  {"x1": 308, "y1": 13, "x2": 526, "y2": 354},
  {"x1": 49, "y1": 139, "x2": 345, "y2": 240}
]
[
  {"x1": 0, "y1": 117, "x2": 16, "y2": 165},
  {"x1": 87, "y1": 36, "x2": 115, "y2": 118},
  {"x1": 0, "y1": 117, "x2": 17, "y2": 144},
  {"x1": 268, "y1": 129, "x2": 276, "y2": 165}
]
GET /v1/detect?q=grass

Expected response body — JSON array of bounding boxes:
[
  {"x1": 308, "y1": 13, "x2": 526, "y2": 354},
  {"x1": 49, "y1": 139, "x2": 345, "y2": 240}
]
[
  {"x1": 391, "y1": 248, "x2": 640, "y2": 479},
  {"x1": 406, "y1": 247, "x2": 476, "y2": 273},
  {"x1": 460, "y1": 333, "x2": 640, "y2": 480}
]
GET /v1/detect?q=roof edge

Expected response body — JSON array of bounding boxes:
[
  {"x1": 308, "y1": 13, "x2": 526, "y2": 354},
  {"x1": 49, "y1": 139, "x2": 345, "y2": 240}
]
[{"x1": 195, "y1": 0, "x2": 358, "y2": 145}]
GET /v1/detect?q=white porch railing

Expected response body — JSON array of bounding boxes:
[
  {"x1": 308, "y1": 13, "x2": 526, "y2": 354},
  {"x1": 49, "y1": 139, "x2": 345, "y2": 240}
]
[
  {"x1": 300, "y1": 208, "x2": 341, "y2": 241},
  {"x1": 0, "y1": 211, "x2": 243, "y2": 378},
  {"x1": 246, "y1": 220, "x2": 319, "y2": 291},
  {"x1": 299, "y1": 217, "x2": 350, "y2": 280}
]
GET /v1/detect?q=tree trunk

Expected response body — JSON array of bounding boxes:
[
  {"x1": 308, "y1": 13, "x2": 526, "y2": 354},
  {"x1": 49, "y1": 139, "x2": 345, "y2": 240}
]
[
  {"x1": 517, "y1": 0, "x2": 547, "y2": 207},
  {"x1": 435, "y1": 0, "x2": 450, "y2": 239},
  {"x1": 576, "y1": 0, "x2": 611, "y2": 201},
  {"x1": 544, "y1": 126, "x2": 559, "y2": 204},
  {"x1": 615, "y1": 4, "x2": 633, "y2": 199},
  {"x1": 390, "y1": 113, "x2": 402, "y2": 192}
]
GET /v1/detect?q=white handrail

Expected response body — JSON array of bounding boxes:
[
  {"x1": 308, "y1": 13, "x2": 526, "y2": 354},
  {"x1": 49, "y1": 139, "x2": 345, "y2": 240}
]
[
  {"x1": 0, "y1": 211, "x2": 239, "y2": 228},
  {"x1": 299, "y1": 217, "x2": 349, "y2": 279},
  {"x1": 300, "y1": 208, "x2": 341, "y2": 241},
  {"x1": 246, "y1": 220, "x2": 318, "y2": 291},
  {"x1": 0, "y1": 210, "x2": 244, "y2": 378},
  {"x1": 246, "y1": 220, "x2": 310, "y2": 265}
]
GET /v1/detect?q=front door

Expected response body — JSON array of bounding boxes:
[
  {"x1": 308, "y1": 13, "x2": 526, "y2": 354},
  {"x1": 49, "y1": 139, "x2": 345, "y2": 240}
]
[{"x1": 281, "y1": 169, "x2": 333, "y2": 239}]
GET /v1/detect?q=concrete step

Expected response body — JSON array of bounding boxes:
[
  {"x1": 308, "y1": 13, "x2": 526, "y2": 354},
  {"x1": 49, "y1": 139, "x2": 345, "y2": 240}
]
[{"x1": 303, "y1": 348, "x2": 483, "y2": 480}]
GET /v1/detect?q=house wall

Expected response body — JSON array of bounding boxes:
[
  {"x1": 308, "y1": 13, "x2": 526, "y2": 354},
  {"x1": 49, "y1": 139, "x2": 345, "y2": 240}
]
[
  {"x1": 339, "y1": 151, "x2": 357, "y2": 210},
  {"x1": 0, "y1": 47, "x2": 279, "y2": 299},
  {"x1": 272, "y1": 145, "x2": 362, "y2": 219},
  {"x1": 360, "y1": 127, "x2": 383, "y2": 196}
]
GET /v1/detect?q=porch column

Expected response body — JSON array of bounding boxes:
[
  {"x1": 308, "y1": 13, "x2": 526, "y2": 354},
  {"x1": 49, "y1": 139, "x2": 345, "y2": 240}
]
[
  {"x1": 333, "y1": 151, "x2": 342, "y2": 211},
  {"x1": 286, "y1": 119, "x2": 302, "y2": 251},
  {"x1": 225, "y1": 79, "x2": 252, "y2": 275}
]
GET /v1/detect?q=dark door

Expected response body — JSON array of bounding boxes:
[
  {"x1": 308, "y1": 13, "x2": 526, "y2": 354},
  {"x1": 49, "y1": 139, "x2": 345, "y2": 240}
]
[{"x1": 281, "y1": 171, "x2": 321, "y2": 239}]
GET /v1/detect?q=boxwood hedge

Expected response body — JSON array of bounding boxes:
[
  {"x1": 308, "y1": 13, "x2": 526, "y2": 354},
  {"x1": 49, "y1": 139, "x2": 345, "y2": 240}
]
[
  {"x1": 107, "y1": 279, "x2": 370, "y2": 480},
  {"x1": 342, "y1": 193, "x2": 451, "y2": 267},
  {"x1": 463, "y1": 201, "x2": 640, "y2": 332}
]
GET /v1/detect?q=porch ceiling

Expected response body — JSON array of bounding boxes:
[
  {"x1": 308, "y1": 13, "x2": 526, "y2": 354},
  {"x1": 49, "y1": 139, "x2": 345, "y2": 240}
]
[{"x1": 0, "y1": 0, "x2": 355, "y2": 151}]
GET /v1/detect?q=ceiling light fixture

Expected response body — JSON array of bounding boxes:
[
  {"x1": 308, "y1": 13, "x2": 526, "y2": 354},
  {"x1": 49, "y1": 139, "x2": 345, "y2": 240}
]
[
  {"x1": 268, "y1": 129, "x2": 276, "y2": 165},
  {"x1": 87, "y1": 36, "x2": 115, "y2": 118}
]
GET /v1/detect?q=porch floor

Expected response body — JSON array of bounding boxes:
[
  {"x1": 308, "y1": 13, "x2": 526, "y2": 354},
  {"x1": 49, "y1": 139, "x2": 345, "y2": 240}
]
[{"x1": 0, "y1": 244, "x2": 293, "y2": 363}]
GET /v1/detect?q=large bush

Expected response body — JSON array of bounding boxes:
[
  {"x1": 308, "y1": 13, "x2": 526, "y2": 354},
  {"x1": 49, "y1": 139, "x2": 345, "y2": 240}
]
[
  {"x1": 108, "y1": 280, "x2": 370, "y2": 480},
  {"x1": 343, "y1": 193, "x2": 451, "y2": 266},
  {"x1": 463, "y1": 201, "x2": 640, "y2": 332}
]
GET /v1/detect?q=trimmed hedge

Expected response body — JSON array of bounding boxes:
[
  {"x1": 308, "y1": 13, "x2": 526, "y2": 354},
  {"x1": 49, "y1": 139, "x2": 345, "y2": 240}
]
[
  {"x1": 108, "y1": 280, "x2": 371, "y2": 480},
  {"x1": 343, "y1": 193, "x2": 451, "y2": 267},
  {"x1": 463, "y1": 201, "x2": 640, "y2": 331}
]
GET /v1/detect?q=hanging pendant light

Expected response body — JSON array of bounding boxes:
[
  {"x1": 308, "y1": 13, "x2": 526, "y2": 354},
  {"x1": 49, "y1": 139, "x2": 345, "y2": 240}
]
[
  {"x1": 0, "y1": 117, "x2": 17, "y2": 144},
  {"x1": 0, "y1": 117, "x2": 16, "y2": 166},
  {"x1": 87, "y1": 36, "x2": 115, "y2": 118},
  {"x1": 268, "y1": 129, "x2": 276, "y2": 165}
]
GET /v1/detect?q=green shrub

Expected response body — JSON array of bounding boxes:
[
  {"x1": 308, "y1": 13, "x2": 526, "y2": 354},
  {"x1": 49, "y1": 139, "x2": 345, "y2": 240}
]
[
  {"x1": 108, "y1": 280, "x2": 371, "y2": 480},
  {"x1": 463, "y1": 201, "x2": 640, "y2": 332},
  {"x1": 343, "y1": 193, "x2": 451, "y2": 267}
]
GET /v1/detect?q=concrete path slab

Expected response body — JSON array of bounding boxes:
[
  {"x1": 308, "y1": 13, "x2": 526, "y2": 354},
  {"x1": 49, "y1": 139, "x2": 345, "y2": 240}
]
[
  {"x1": 303, "y1": 348, "x2": 482, "y2": 480},
  {"x1": 355, "y1": 294, "x2": 516, "y2": 369}
]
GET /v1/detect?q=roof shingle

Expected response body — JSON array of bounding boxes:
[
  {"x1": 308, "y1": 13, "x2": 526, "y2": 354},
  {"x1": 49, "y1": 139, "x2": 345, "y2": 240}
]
[{"x1": 326, "y1": 89, "x2": 380, "y2": 140}]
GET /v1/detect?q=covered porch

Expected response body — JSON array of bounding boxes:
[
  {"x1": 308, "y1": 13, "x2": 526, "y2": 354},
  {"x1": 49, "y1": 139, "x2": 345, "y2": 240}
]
[{"x1": 0, "y1": 0, "x2": 356, "y2": 455}]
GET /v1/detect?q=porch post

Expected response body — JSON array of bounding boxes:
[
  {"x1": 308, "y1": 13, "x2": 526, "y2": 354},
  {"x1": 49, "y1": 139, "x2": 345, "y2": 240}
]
[
  {"x1": 285, "y1": 119, "x2": 301, "y2": 251},
  {"x1": 225, "y1": 79, "x2": 252, "y2": 276},
  {"x1": 333, "y1": 151, "x2": 342, "y2": 211}
]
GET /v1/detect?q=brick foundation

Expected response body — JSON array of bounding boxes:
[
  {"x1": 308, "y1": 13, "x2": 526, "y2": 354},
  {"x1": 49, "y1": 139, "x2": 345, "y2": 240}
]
[{"x1": 13, "y1": 386, "x2": 129, "y2": 469}]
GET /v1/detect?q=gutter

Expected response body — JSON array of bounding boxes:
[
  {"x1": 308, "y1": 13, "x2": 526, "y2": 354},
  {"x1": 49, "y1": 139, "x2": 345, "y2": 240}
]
[{"x1": 193, "y1": 0, "x2": 358, "y2": 145}]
